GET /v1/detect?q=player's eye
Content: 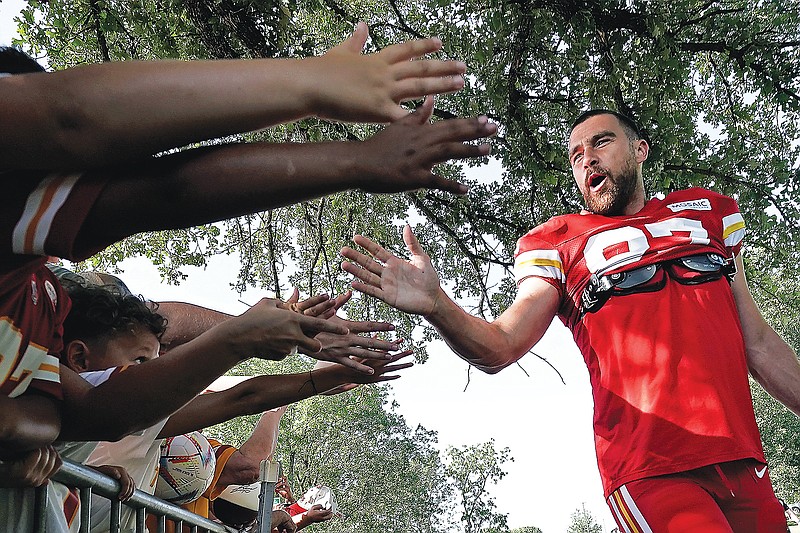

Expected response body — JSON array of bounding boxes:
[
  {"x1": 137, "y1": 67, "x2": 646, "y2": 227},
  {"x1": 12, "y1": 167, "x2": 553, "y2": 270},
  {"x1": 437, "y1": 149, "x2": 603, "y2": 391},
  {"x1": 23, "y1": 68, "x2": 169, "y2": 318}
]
[{"x1": 134, "y1": 357, "x2": 148, "y2": 364}]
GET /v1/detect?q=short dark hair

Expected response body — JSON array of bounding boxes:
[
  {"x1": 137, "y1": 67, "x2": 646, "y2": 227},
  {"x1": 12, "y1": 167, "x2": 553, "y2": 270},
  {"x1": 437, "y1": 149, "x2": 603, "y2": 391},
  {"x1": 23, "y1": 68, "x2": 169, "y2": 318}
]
[
  {"x1": 570, "y1": 109, "x2": 642, "y2": 141},
  {"x1": 62, "y1": 284, "x2": 167, "y2": 347},
  {"x1": 0, "y1": 46, "x2": 46, "y2": 75}
]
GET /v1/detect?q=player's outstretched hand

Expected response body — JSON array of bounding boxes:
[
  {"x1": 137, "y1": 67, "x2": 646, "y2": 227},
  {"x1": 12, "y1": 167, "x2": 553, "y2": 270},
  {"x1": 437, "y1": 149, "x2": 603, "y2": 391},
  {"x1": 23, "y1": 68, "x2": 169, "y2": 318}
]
[
  {"x1": 91, "y1": 464, "x2": 136, "y2": 501},
  {"x1": 341, "y1": 225, "x2": 441, "y2": 316},
  {"x1": 224, "y1": 298, "x2": 349, "y2": 360},
  {"x1": 313, "y1": 22, "x2": 467, "y2": 123},
  {"x1": 0, "y1": 445, "x2": 62, "y2": 487},
  {"x1": 355, "y1": 96, "x2": 496, "y2": 195}
]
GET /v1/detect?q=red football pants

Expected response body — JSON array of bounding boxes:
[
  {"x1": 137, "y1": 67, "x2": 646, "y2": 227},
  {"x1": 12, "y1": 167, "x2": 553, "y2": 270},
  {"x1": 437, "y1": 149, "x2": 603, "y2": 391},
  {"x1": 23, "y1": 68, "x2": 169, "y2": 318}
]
[{"x1": 607, "y1": 460, "x2": 787, "y2": 533}]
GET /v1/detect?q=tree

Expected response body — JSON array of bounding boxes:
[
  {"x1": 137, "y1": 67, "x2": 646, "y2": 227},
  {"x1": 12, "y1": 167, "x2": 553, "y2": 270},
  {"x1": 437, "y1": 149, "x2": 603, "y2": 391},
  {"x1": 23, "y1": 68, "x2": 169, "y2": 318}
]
[
  {"x1": 567, "y1": 503, "x2": 603, "y2": 533},
  {"x1": 11, "y1": 1, "x2": 800, "y2": 373},
  {"x1": 444, "y1": 439, "x2": 512, "y2": 533},
  {"x1": 208, "y1": 357, "x2": 454, "y2": 532}
]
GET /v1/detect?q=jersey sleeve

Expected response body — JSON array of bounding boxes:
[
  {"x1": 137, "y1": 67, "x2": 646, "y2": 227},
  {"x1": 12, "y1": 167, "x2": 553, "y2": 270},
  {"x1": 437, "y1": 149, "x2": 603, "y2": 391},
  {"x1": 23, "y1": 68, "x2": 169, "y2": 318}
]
[
  {"x1": 5, "y1": 171, "x2": 108, "y2": 262},
  {"x1": 717, "y1": 195, "x2": 746, "y2": 256},
  {"x1": 206, "y1": 442, "x2": 238, "y2": 500},
  {"x1": 513, "y1": 229, "x2": 566, "y2": 298}
]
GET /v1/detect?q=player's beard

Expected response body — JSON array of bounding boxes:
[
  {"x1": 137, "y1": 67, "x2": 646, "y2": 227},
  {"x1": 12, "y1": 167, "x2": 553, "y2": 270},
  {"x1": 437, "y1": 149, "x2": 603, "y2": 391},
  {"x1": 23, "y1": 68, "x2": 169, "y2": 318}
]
[{"x1": 583, "y1": 152, "x2": 639, "y2": 216}]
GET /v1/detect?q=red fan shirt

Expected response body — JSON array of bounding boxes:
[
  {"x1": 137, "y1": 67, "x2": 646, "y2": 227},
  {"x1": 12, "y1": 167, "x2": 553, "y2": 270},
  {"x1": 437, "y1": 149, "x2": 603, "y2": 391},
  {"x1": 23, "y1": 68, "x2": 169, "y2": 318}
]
[
  {"x1": 0, "y1": 170, "x2": 107, "y2": 399},
  {"x1": 514, "y1": 188, "x2": 763, "y2": 497}
]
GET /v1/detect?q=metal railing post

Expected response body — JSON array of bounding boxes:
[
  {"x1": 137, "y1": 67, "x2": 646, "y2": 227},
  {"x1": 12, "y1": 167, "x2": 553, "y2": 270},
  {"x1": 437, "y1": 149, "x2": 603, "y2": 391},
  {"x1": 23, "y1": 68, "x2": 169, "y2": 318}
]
[{"x1": 257, "y1": 459, "x2": 280, "y2": 533}]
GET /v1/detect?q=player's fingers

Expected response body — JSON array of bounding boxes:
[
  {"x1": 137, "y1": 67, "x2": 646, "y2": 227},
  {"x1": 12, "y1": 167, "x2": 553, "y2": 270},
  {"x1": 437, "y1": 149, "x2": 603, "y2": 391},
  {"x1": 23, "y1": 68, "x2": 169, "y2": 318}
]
[
  {"x1": 350, "y1": 236, "x2": 395, "y2": 264},
  {"x1": 403, "y1": 225, "x2": 427, "y2": 257},
  {"x1": 341, "y1": 260, "x2": 383, "y2": 286},
  {"x1": 340, "y1": 247, "x2": 381, "y2": 274},
  {"x1": 349, "y1": 280, "x2": 385, "y2": 300}
]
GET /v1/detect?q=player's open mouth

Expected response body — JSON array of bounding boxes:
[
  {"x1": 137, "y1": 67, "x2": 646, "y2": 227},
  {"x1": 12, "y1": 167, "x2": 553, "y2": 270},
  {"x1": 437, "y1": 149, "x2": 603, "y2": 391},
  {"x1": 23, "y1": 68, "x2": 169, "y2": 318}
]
[{"x1": 587, "y1": 173, "x2": 607, "y2": 192}]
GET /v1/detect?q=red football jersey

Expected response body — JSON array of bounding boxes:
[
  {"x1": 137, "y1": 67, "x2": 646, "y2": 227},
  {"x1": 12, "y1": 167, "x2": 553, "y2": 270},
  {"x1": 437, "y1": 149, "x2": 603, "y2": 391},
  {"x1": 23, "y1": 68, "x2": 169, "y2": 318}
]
[
  {"x1": 0, "y1": 170, "x2": 107, "y2": 399},
  {"x1": 514, "y1": 188, "x2": 764, "y2": 497}
]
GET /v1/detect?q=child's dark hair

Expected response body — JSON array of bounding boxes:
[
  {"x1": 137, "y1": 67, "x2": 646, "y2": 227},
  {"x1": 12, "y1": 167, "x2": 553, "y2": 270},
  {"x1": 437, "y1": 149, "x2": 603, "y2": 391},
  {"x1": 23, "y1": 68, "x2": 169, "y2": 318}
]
[
  {"x1": 63, "y1": 284, "x2": 167, "y2": 346},
  {"x1": 0, "y1": 46, "x2": 46, "y2": 75}
]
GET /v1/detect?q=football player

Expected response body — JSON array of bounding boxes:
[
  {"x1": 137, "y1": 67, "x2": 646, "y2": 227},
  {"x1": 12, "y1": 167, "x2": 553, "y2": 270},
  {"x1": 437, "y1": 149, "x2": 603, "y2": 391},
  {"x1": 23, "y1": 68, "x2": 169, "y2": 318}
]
[{"x1": 342, "y1": 110, "x2": 800, "y2": 532}]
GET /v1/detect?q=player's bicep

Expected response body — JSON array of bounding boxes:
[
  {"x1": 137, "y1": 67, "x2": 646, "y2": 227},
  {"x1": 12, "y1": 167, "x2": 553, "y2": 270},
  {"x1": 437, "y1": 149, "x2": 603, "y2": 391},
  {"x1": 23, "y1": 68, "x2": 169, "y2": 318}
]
[{"x1": 494, "y1": 276, "x2": 561, "y2": 360}]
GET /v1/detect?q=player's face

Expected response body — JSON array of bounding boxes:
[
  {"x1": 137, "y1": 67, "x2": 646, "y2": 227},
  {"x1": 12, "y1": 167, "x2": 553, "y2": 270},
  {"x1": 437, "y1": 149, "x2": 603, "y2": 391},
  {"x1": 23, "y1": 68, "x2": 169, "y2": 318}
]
[
  {"x1": 568, "y1": 114, "x2": 646, "y2": 216},
  {"x1": 86, "y1": 326, "x2": 160, "y2": 371}
]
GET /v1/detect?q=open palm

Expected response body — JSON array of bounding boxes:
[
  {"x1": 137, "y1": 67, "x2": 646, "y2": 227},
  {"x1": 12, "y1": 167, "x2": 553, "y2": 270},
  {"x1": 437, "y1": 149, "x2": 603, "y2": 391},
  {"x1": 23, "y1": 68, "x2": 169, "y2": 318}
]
[{"x1": 341, "y1": 225, "x2": 441, "y2": 316}]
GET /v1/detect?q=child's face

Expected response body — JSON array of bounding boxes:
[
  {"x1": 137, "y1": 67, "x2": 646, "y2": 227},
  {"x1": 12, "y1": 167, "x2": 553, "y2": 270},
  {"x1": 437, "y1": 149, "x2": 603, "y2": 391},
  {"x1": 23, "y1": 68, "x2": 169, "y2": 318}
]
[{"x1": 86, "y1": 326, "x2": 160, "y2": 371}]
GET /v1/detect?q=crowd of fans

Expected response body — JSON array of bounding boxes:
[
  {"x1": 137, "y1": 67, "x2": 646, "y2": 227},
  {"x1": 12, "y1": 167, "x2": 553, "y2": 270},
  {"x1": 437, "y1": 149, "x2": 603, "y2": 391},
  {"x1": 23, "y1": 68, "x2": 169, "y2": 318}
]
[{"x1": 0, "y1": 23, "x2": 495, "y2": 532}]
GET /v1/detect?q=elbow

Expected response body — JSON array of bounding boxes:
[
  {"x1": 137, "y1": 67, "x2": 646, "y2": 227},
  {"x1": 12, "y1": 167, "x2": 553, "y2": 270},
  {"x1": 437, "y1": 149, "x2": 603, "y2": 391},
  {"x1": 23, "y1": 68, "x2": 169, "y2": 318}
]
[
  {"x1": 468, "y1": 349, "x2": 514, "y2": 375},
  {"x1": 480, "y1": 364, "x2": 505, "y2": 375}
]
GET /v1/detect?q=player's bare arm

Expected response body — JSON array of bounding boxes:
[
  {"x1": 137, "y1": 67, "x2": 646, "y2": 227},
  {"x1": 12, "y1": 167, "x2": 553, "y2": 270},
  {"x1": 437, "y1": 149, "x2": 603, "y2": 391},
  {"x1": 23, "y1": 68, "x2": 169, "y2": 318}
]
[
  {"x1": 156, "y1": 351, "x2": 412, "y2": 438},
  {"x1": 341, "y1": 225, "x2": 560, "y2": 372},
  {"x1": 0, "y1": 23, "x2": 467, "y2": 170},
  {"x1": 57, "y1": 300, "x2": 348, "y2": 441},
  {"x1": 730, "y1": 254, "x2": 800, "y2": 417}
]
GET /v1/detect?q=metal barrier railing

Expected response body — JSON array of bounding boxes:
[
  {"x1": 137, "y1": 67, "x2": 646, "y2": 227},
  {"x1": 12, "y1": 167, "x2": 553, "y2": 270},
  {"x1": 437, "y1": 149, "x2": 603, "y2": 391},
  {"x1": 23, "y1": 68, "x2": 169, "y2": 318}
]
[{"x1": 35, "y1": 459, "x2": 278, "y2": 533}]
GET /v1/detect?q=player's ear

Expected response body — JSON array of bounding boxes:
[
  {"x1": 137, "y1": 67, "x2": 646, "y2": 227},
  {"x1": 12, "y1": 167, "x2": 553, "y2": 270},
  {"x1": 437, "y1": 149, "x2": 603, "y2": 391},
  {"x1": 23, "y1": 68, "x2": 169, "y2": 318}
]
[
  {"x1": 634, "y1": 138, "x2": 649, "y2": 163},
  {"x1": 64, "y1": 340, "x2": 91, "y2": 372}
]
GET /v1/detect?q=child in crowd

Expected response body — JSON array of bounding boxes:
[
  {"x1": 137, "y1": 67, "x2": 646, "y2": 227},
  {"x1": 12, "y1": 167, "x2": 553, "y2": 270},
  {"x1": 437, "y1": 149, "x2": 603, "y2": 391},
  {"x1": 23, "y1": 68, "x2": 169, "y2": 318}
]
[
  {"x1": 54, "y1": 284, "x2": 411, "y2": 532},
  {"x1": 0, "y1": 20, "x2": 495, "y2": 495}
]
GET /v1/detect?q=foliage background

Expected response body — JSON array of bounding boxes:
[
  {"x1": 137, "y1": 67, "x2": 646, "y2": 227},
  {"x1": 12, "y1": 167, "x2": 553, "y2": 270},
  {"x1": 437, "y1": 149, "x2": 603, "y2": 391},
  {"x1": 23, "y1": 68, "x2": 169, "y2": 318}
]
[{"x1": 8, "y1": 0, "x2": 800, "y2": 528}]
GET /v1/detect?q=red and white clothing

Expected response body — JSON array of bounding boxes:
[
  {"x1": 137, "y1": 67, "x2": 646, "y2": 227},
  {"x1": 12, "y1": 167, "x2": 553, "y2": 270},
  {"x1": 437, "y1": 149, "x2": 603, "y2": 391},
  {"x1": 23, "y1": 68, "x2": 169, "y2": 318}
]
[
  {"x1": 0, "y1": 170, "x2": 107, "y2": 399},
  {"x1": 82, "y1": 367, "x2": 169, "y2": 533},
  {"x1": 0, "y1": 171, "x2": 107, "y2": 531},
  {"x1": 513, "y1": 188, "x2": 763, "y2": 498},
  {"x1": 607, "y1": 460, "x2": 786, "y2": 533}
]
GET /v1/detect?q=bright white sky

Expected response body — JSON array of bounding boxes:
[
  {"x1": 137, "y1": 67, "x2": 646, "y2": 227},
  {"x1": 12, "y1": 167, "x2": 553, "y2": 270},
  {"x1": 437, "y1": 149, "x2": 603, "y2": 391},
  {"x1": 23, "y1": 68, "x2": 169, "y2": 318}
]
[{"x1": 0, "y1": 2, "x2": 616, "y2": 530}]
